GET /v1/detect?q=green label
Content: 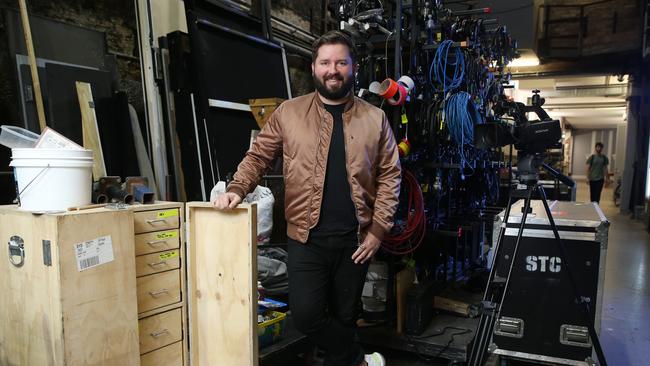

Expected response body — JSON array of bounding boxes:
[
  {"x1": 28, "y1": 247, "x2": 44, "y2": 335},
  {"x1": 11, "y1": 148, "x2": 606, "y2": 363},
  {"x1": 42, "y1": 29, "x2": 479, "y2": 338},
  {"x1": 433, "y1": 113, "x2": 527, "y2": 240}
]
[
  {"x1": 159, "y1": 250, "x2": 178, "y2": 261},
  {"x1": 156, "y1": 209, "x2": 178, "y2": 219},
  {"x1": 156, "y1": 231, "x2": 178, "y2": 240}
]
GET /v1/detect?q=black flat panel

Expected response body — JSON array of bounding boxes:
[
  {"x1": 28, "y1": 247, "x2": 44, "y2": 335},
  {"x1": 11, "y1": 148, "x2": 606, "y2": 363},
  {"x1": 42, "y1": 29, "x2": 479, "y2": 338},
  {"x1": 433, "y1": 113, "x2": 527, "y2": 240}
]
[
  {"x1": 5, "y1": 9, "x2": 107, "y2": 70},
  {"x1": 182, "y1": 10, "x2": 290, "y2": 197},
  {"x1": 44, "y1": 63, "x2": 139, "y2": 178},
  {"x1": 19, "y1": 64, "x2": 48, "y2": 133},
  {"x1": 186, "y1": 0, "x2": 264, "y2": 36},
  {"x1": 205, "y1": 107, "x2": 264, "y2": 181},
  {"x1": 191, "y1": 15, "x2": 288, "y2": 102},
  {"x1": 44, "y1": 63, "x2": 112, "y2": 144},
  {"x1": 0, "y1": 171, "x2": 16, "y2": 204}
]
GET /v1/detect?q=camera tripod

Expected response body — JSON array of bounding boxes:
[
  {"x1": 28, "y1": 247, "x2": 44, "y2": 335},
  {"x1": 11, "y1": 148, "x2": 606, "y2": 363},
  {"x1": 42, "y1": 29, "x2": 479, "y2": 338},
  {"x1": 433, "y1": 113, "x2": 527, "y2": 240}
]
[{"x1": 467, "y1": 162, "x2": 607, "y2": 366}]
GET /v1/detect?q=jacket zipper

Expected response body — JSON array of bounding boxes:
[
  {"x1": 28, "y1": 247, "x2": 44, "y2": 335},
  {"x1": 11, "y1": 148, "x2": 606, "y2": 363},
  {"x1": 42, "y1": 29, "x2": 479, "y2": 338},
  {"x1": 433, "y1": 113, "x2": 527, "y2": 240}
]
[
  {"x1": 342, "y1": 112, "x2": 362, "y2": 245},
  {"x1": 306, "y1": 115, "x2": 325, "y2": 229}
]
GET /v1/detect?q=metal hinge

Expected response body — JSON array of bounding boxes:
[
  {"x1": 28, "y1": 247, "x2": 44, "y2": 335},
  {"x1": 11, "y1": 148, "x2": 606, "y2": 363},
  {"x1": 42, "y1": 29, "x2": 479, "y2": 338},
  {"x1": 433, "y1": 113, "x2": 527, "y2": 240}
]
[{"x1": 42, "y1": 240, "x2": 52, "y2": 266}]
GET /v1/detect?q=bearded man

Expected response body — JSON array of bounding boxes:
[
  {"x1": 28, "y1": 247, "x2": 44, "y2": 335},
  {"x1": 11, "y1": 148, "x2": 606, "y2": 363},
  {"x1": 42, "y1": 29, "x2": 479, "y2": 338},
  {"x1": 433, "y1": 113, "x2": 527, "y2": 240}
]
[{"x1": 213, "y1": 30, "x2": 401, "y2": 366}]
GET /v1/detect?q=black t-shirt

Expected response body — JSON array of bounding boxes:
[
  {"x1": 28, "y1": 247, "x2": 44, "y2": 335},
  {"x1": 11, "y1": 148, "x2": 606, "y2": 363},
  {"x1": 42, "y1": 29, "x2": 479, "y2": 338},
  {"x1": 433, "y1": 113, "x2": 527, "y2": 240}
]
[{"x1": 310, "y1": 103, "x2": 358, "y2": 238}]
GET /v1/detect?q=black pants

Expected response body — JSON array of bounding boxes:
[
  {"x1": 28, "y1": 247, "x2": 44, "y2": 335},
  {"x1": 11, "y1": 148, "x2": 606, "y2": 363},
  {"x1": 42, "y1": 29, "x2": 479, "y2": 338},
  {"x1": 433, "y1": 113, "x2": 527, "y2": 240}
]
[
  {"x1": 288, "y1": 234, "x2": 370, "y2": 366},
  {"x1": 589, "y1": 179, "x2": 604, "y2": 203}
]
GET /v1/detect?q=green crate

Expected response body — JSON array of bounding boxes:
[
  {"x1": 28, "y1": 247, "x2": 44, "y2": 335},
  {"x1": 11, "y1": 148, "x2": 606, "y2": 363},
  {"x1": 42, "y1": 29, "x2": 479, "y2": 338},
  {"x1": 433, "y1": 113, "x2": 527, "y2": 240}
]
[{"x1": 258, "y1": 311, "x2": 287, "y2": 348}]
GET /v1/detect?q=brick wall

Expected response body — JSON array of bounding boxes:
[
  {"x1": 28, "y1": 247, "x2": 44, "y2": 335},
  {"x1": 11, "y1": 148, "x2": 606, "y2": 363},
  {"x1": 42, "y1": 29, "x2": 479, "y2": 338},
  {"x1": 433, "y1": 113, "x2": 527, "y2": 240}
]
[
  {"x1": 541, "y1": 0, "x2": 642, "y2": 57},
  {"x1": 0, "y1": 0, "x2": 141, "y2": 123}
]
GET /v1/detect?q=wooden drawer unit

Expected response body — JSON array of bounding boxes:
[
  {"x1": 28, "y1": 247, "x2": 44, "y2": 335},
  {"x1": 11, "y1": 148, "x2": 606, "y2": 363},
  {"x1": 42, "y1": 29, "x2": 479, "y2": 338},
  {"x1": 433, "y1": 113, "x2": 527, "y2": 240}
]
[
  {"x1": 134, "y1": 208, "x2": 180, "y2": 234},
  {"x1": 137, "y1": 270, "x2": 182, "y2": 313},
  {"x1": 141, "y1": 341, "x2": 184, "y2": 366},
  {"x1": 136, "y1": 250, "x2": 181, "y2": 277},
  {"x1": 135, "y1": 229, "x2": 181, "y2": 256},
  {"x1": 131, "y1": 202, "x2": 187, "y2": 365},
  {"x1": 139, "y1": 308, "x2": 183, "y2": 354}
]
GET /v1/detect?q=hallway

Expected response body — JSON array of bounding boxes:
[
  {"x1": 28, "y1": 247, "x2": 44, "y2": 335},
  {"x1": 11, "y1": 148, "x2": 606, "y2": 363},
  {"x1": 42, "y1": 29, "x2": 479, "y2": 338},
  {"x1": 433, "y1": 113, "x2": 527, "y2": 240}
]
[{"x1": 581, "y1": 182, "x2": 650, "y2": 366}]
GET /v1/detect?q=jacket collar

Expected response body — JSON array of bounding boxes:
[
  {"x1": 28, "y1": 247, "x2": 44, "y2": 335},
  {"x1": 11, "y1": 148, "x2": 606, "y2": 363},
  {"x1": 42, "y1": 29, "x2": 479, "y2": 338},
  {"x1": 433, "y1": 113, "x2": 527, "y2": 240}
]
[{"x1": 313, "y1": 91, "x2": 355, "y2": 113}]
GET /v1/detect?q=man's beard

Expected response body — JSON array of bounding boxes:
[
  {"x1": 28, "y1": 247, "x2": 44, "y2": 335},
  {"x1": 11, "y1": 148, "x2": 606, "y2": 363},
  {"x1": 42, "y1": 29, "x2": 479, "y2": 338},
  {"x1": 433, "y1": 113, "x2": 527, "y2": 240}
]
[{"x1": 313, "y1": 73, "x2": 354, "y2": 101}]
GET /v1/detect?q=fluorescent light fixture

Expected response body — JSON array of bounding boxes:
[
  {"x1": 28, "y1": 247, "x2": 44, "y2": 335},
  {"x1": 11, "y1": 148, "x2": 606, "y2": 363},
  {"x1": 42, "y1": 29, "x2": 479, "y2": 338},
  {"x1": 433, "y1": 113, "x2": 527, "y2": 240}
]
[
  {"x1": 508, "y1": 56, "x2": 540, "y2": 67},
  {"x1": 647, "y1": 135, "x2": 650, "y2": 198}
]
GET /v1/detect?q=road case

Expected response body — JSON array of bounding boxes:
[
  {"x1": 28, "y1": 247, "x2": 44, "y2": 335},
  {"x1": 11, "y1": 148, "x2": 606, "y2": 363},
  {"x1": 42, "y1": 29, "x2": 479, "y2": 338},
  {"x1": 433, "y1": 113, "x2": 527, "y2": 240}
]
[{"x1": 491, "y1": 200, "x2": 608, "y2": 365}]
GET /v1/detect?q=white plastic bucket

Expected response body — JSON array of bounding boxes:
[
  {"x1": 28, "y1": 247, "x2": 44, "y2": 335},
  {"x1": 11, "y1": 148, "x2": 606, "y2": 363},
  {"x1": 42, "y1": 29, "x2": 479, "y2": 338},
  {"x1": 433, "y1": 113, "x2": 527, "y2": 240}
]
[{"x1": 10, "y1": 148, "x2": 94, "y2": 212}]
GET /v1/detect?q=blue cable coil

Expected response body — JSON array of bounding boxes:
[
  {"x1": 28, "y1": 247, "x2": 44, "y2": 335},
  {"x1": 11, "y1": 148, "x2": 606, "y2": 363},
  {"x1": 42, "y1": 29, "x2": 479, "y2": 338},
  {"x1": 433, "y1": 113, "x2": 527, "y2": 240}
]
[
  {"x1": 444, "y1": 91, "x2": 483, "y2": 178},
  {"x1": 430, "y1": 40, "x2": 465, "y2": 93}
]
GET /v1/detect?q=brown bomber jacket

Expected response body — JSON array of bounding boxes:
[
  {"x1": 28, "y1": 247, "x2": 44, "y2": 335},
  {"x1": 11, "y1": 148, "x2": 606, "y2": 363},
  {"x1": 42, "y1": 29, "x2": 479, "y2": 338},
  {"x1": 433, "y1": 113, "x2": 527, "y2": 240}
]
[{"x1": 227, "y1": 91, "x2": 401, "y2": 244}]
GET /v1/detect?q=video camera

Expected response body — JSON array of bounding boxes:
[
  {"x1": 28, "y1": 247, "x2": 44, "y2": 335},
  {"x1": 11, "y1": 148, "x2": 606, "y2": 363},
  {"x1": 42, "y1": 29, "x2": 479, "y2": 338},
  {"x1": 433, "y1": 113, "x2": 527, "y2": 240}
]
[
  {"x1": 474, "y1": 90, "x2": 561, "y2": 154},
  {"x1": 474, "y1": 90, "x2": 571, "y2": 186}
]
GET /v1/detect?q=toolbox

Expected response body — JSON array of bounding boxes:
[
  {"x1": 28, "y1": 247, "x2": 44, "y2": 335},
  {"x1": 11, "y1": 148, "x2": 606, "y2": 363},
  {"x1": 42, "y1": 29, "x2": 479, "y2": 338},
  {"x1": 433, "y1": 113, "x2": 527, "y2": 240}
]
[
  {"x1": 258, "y1": 311, "x2": 287, "y2": 348},
  {"x1": 491, "y1": 200, "x2": 608, "y2": 365}
]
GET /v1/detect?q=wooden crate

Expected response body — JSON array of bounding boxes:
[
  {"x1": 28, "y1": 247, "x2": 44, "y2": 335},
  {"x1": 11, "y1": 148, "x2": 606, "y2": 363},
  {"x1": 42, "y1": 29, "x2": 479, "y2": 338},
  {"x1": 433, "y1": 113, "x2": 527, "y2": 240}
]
[
  {"x1": 130, "y1": 202, "x2": 188, "y2": 366},
  {"x1": 186, "y1": 202, "x2": 258, "y2": 366},
  {"x1": 0, "y1": 205, "x2": 140, "y2": 365}
]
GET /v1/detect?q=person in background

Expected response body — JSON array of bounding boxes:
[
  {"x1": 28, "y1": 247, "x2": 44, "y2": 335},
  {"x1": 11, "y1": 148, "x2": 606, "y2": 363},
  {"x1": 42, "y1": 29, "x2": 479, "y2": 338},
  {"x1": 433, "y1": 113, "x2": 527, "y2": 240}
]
[
  {"x1": 586, "y1": 142, "x2": 610, "y2": 204},
  {"x1": 212, "y1": 31, "x2": 401, "y2": 366}
]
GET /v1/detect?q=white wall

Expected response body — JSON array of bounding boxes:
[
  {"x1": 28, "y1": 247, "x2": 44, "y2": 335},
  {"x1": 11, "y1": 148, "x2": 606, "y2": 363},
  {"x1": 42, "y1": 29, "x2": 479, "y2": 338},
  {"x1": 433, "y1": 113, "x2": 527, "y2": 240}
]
[
  {"x1": 615, "y1": 124, "x2": 627, "y2": 177},
  {"x1": 151, "y1": 0, "x2": 188, "y2": 46},
  {"x1": 571, "y1": 128, "x2": 617, "y2": 179}
]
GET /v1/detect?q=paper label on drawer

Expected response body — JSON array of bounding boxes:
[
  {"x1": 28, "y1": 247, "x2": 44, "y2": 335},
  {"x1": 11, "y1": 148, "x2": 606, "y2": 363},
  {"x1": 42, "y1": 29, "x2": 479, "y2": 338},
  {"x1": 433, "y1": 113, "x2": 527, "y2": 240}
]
[
  {"x1": 156, "y1": 231, "x2": 178, "y2": 240},
  {"x1": 159, "y1": 250, "x2": 178, "y2": 261},
  {"x1": 156, "y1": 209, "x2": 178, "y2": 219},
  {"x1": 75, "y1": 235, "x2": 114, "y2": 271}
]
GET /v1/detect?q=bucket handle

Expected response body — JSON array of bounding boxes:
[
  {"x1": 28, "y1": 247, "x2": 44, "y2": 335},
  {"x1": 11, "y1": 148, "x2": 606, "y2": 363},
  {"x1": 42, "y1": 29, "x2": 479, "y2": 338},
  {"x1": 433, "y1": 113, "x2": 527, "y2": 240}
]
[{"x1": 15, "y1": 164, "x2": 51, "y2": 204}]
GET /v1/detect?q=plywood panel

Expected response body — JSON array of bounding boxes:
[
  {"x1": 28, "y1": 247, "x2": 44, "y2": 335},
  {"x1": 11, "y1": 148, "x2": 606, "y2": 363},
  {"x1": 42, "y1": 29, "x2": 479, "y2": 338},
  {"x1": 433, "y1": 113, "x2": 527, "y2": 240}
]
[
  {"x1": 186, "y1": 202, "x2": 258, "y2": 366},
  {"x1": 0, "y1": 209, "x2": 63, "y2": 366},
  {"x1": 57, "y1": 210, "x2": 139, "y2": 365},
  {"x1": 0, "y1": 206, "x2": 140, "y2": 366},
  {"x1": 76, "y1": 81, "x2": 107, "y2": 178},
  {"x1": 396, "y1": 267, "x2": 416, "y2": 334}
]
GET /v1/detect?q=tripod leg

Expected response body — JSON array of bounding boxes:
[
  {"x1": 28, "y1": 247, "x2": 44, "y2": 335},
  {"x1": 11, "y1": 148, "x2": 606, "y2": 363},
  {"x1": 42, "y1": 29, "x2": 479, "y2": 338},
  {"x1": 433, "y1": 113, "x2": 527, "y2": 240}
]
[
  {"x1": 468, "y1": 186, "x2": 534, "y2": 365},
  {"x1": 484, "y1": 187, "x2": 534, "y2": 364},
  {"x1": 481, "y1": 193, "x2": 514, "y2": 299},
  {"x1": 468, "y1": 192, "x2": 514, "y2": 365},
  {"x1": 495, "y1": 186, "x2": 534, "y2": 311},
  {"x1": 537, "y1": 186, "x2": 608, "y2": 366}
]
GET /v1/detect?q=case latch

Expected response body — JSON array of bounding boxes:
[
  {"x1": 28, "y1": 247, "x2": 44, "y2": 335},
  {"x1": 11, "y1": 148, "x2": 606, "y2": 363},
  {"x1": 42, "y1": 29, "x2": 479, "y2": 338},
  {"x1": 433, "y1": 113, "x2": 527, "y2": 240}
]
[
  {"x1": 560, "y1": 324, "x2": 592, "y2": 347},
  {"x1": 494, "y1": 317, "x2": 524, "y2": 338},
  {"x1": 8, "y1": 235, "x2": 25, "y2": 267}
]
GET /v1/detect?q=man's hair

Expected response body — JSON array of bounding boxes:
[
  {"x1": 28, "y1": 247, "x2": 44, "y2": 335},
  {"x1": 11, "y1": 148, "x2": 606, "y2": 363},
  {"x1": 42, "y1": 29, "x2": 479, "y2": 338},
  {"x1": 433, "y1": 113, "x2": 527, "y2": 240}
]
[
  {"x1": 311, "y1": 30, "x2": 356, "y2": 63},
  {"x1": 595, "y1": 142, "x2": 604, "y2": 148}
]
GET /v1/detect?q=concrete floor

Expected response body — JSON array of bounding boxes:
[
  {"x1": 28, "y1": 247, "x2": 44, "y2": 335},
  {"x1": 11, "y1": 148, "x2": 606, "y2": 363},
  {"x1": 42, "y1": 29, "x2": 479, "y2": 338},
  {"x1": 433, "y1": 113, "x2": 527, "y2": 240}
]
[
  {"x1": 589, "y1": 182, "x2": 650, "y2": 366},
  {"x1": 376, "y1": 182, "x2": 650, "y2": 365}
]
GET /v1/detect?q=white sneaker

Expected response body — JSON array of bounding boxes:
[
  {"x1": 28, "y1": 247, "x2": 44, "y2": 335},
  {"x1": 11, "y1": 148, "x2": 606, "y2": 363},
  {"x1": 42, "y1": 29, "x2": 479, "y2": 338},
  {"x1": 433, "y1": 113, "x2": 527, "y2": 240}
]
[{"x1": 364, "y1": 352, "x2": 386, "y2": 366}]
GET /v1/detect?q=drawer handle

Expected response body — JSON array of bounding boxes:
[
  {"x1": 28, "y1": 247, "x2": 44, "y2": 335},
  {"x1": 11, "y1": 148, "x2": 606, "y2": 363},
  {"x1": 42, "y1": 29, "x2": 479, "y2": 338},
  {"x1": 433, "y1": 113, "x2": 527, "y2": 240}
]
[
  {"x1": 147, "y1": 240, "x2": 168, "y2": 246},
  {"x1": 148, "y1": 261, "x2": 168, "y2": 268},
  {"x1": 146, "y1": 219, "x2": 167, "y2": 224},
  {"x1": 150, "y1": 329, "x2": 169, "y2": 338},
  {"x1": 149, "y1": 288, "x2": 169, "y2": 297}
]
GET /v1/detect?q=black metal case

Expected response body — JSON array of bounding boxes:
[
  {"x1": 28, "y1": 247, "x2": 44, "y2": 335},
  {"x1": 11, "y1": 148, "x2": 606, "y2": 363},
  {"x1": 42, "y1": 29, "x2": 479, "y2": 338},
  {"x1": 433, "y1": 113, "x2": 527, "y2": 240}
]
[{"x1": 492, "y1": 200, "x2": 608, "y2": 365}]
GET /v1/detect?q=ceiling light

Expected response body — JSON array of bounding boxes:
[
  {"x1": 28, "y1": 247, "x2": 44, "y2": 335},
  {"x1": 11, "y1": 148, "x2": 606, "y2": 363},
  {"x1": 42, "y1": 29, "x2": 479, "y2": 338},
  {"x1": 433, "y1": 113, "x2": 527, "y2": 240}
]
[{"x1": 508, "y1": 56, "x2": 540, "y2": 67}]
